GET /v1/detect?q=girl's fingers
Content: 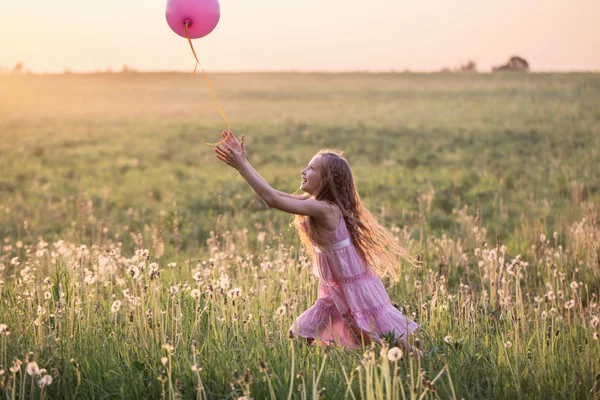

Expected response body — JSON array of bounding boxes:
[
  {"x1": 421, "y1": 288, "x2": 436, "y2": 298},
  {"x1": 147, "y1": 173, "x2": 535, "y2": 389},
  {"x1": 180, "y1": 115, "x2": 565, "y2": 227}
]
[
  {"x1": 223, "y1": 142, "x2": 234, "y2": 153},
  {"x1": 215, "y1": 147, "x2": 230, "y2": 159},
  {"x1": 215, "y1": 145, "x2": 228, "y2": 155},
  {"x1": 215, "y1": 154, "x2": 231, "y2": 165}
]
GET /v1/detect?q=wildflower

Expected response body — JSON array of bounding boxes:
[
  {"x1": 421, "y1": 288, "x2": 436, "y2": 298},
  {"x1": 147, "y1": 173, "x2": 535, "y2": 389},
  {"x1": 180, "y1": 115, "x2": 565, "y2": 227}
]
[
  {"x1": 218, "y1": 273, "x2": 230, "y2": 290},
  {"x1": 0, "y1": 324, "x2": 9, "y2": 335},
  {"x1": 539, "y1": 234, "x2": 546, "y2": 242},
  {"x1": 276, "y1": 305, "x2": 287, "y2": 317},
  {"x1": 168, "y1": 262, "x2": 176, "y2": 268},
  {"x1": 541, "y1": 311, "x2": 548, "y2": 319},
  {"x1": 570, "y1": 281, "x2": 579, "y2": 290},
  {"x1": 161, "y1": 357, "x2": 168, "y2": 366},
  {"x1": 190, "y1": 289, "x2": 201, "y2": 299},
  {"x1": 444, "y1": 335, "x2": 452, "y2": 344},
  {"x1": 162, "y1": 343, "x2": 175, "y2": 352},
  {"x1": 591, "y1": 316, "x2": 599, "y2": 328},
  {"x1": 111, "y1": 300, "x2": 122, "y2": 313},
  {"x1": 564, "y1": 299, "x2": 575, "y2": 310},
  {"x1": 504, "y1": 341, "x2": 512, "y2": 348},
  {"x1": 11, "y1": 257, "x2": 19, "y2": 266},
  {"x1": 193, "y1": 272, "x2": 203, "y2": 283},
  {"x1": 10, "y1": 359, "x2": 22, "y2": 373},
  {"x1": 191, "y1": 364, "x2": 202, "y2": 372},
  {"x1": 387, "y1": 347, "x2": 403, "y2": 362},
  {"x1": 84, "y1": 273, "x2": 96, "y2": 285},
  {"x1": 227, "y1": 288, "x2": 242, "y2": 298},
  {"x1": 38, "y1": 374, "x2": 53, "y2": 388},
  {"x1": 534, "y1": 296, "x2": 543, "y2": 303},
  {"x1": 127, "y1": 265, "x2": 140, "y2": 279},
  {"x1": 257, "y1": 232, "x2": 266, "y2": 243},
  {"x1": 26, "y1": 361, "x2": 40, "y2": 376},
  {"x1": 553, "y1": 231, "x2": 558, "y2": 240}
]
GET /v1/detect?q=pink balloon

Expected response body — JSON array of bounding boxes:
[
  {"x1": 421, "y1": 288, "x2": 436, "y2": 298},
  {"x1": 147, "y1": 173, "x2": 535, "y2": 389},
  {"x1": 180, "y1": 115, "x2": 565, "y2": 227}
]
[{"x1": 165, "y1": 0, "x2": 221, "y2": 39}]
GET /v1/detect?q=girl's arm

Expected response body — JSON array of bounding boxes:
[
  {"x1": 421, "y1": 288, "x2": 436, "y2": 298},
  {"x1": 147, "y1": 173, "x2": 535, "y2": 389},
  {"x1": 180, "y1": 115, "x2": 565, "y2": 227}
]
[
  {"x1": 236, "y1": 159, "x2": 326, "y2": 216},
  {"x1": 218, "y1": 131, "x2": 309, "y2": 201},
  {"x1": 215, "y1": 141, "x2": 327, "y2": 217}
]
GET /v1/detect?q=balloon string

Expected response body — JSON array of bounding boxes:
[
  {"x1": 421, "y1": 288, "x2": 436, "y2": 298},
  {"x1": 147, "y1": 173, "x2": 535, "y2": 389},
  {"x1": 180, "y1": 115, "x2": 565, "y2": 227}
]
[{"x1": 184, "y1": 22, "x2": 231, "y2": 146}]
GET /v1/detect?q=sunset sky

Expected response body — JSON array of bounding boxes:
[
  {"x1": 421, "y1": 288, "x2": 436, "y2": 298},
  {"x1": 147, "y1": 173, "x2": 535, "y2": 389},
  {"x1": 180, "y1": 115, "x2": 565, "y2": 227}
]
[{"x1": 1, "y1": 0, "x2": 599, "y2": 73}]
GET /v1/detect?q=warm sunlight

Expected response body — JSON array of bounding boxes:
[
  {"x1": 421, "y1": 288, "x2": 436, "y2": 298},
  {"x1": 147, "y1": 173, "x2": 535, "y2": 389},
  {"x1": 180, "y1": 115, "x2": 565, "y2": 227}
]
[{"x1": 1, "y1": 0, "x2": 599, "y2": 73}]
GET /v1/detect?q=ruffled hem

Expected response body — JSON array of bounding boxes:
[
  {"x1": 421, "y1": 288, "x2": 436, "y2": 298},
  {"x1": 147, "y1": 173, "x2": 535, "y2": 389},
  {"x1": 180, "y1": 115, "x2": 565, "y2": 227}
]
[{"x1": 290, "y1": 300, "x2": 418, "y2": 349}]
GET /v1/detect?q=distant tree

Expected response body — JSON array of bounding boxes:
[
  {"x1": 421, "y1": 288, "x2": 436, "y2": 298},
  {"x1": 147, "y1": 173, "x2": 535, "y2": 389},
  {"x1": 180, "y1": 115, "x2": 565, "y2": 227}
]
[
  {"x1": 493, "y1": 56, "x2": 530, "y2": 71},
  {"x1": 457, "y1": 60, "x2": 477, "y2": 72}
]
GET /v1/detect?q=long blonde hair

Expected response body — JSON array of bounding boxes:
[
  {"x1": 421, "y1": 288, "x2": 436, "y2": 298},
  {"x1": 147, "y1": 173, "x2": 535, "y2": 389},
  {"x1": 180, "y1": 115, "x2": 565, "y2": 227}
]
[{"x1": 293, "y1": 150, "x2": 416, "y2": 280}]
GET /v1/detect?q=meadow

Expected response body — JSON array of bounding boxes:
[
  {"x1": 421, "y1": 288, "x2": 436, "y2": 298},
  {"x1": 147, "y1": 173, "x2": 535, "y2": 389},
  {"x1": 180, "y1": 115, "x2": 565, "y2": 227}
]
[{"x1": 0, "y1": 71, "x2": 599, "y2": 399}]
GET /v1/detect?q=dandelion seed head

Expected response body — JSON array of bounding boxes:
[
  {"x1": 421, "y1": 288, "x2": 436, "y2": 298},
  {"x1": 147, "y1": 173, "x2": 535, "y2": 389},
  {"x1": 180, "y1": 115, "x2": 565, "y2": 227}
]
[
  {"x1": 38, "y1": 374, "x2": 53, "y2": 388},
  {"x1": 191, "y1": 364, "x2": 202, "y2": 372},
  {"x1": 387, "y1": 347, "x2": 403, "y2": 362},
  {"x1": 111, "y1": 300, "x2": 122, "y2": 313},
  {"x1": 127, "y1": 265, "x2": 140, "y2": 279},
  {"x1": 26, "y1": 361, "x2": 40, "y2": 376},
  {"x1": 564, "y1": 299, "x2": 575, "y2": 310},
  {"x1": 162, "y1": 343, "x2": 175, "y2": 352}
]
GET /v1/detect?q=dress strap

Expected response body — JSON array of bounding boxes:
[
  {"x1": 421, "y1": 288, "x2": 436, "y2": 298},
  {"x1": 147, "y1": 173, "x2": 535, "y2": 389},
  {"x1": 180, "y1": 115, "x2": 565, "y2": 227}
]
[{"x1": 314, "y1": 238, "x2": 351, "y2": 253}]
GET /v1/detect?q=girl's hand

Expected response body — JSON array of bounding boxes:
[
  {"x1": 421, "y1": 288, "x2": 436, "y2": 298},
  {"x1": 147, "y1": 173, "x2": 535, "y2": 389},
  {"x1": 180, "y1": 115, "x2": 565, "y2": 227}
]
[
  {"x1": 215, "y1": 133, "x2": 247, "y2": 170},
  {"x1": 220, "y1": 130, "x2": 245, "y2": 156}
]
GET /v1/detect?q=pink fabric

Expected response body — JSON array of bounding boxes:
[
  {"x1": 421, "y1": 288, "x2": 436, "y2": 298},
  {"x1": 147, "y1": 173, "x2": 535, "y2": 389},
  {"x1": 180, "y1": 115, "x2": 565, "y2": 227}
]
[{"x1": 290, "y1": 211, "x2": 419, "y2": 349}]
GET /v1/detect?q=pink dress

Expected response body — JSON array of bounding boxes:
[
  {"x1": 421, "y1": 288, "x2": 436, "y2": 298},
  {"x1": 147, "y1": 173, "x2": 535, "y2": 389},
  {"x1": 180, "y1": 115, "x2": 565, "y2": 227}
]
[{"x1": 290, "y1": 211, "x2": 419, "y2": 348}]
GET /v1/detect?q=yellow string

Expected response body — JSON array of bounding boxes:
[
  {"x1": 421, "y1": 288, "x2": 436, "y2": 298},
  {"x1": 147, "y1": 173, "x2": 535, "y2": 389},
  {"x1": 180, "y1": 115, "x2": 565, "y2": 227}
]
[{"x1": 184, "y1": 22, "x2": 231, "y2": 146}]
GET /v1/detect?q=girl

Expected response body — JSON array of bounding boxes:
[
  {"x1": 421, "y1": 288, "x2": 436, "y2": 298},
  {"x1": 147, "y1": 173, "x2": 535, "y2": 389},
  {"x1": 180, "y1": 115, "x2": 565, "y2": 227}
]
[{"x1": 215, "y1": 131, "x2": 419, "y2": 349}]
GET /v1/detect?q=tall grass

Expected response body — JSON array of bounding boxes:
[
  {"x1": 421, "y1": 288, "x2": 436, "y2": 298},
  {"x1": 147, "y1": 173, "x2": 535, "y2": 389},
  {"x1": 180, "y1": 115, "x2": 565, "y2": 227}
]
[{"x1": 0, "y1": 72, "x2": 599, "y2": 398}]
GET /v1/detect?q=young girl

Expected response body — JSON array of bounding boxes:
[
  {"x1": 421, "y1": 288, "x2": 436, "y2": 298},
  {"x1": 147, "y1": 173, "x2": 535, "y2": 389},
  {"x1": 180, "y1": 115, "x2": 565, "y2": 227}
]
[{"x1": 215, "y1": 131, "x2": 419, "y2": 349}]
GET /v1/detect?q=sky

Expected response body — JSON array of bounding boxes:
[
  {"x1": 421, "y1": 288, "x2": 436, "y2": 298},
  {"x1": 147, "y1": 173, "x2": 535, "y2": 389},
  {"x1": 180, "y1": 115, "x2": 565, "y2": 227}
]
[{"x1": 1, "y1": 0, "x2": 599, "y2": 73}]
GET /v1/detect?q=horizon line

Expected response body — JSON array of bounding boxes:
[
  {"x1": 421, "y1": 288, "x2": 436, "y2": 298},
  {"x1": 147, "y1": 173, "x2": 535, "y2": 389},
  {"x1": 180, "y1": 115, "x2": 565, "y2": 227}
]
[{"x1": 3, "y1": 67, "x2": 600, "y2": 75}]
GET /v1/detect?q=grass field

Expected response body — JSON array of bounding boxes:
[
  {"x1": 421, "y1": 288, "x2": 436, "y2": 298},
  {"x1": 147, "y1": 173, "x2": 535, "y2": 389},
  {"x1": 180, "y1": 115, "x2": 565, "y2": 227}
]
[{"x1": 0, "y1": 72, "x2": 599, "y2": 399}]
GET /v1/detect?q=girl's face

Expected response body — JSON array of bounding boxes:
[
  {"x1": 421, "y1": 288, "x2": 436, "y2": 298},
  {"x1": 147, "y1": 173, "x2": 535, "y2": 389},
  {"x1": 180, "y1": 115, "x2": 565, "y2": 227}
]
[{"x1": 300, "y1": 155, "x2": 323, "y2": 195}]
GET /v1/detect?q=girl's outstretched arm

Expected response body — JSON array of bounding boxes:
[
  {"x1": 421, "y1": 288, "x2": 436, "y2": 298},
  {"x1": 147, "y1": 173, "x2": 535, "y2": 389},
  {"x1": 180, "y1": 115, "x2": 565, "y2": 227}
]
[
  {"x1": 215, "y1": 138, "x2": 327, "y2": 217},
  {"x1": 218, "y1": 131, "x2": 309, "y2": 201}
]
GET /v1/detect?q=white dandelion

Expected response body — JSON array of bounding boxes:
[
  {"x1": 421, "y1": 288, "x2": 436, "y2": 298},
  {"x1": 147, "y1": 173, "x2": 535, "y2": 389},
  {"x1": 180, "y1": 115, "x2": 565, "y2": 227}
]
[
  {"x1": 111, "y1": 300, "x2": 122, "y2": 313},
  {"x1": 387, "y1": 347, "x2": 403, "y2": 362}
]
